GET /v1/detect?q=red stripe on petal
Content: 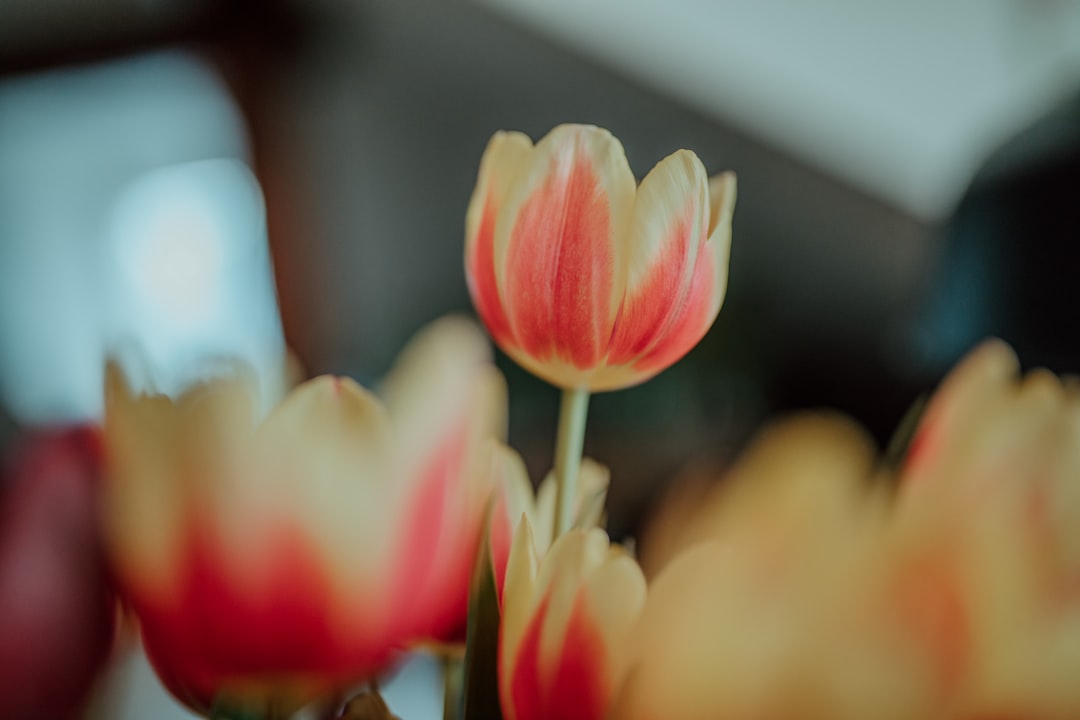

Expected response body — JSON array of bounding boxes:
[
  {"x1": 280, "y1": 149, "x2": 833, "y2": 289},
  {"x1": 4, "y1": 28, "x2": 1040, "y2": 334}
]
[
  {"x1": 607, "y1": 203, "x2": 697, "y2": 366},
  {"x1": 467, "y1": 195, "x2": 515, "y2": 348},
  {"x1": 544, "y1": 594, "x2": 611, "y2": 720},
  {"x1": 890, "y1": 552, "x2": 971, "y2": 694},
  {"x1": 506, "y1": 156, "x2": 614, "y2": 370},
  {"x1": 505, "y1": 597, "x2": 548, "y2": 720},
  {"x1": 632, "y1": 240, "x2": 718, "y2": 376},
  {"x1": 502, "y1": 592, "x2": 611, "y2": 720},
  {"x1": 393, "y1": 420, "x2": 475, "y2": 642},
  {"x1": 135, "y1": 515, "x2": 397, "y2": 710}
]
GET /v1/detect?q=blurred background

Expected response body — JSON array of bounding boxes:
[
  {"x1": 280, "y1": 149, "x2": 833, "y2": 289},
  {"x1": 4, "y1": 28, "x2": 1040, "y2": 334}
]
[
  {"x1": 4, "y1": 0, "x2": 1080, "y2": 523},
  {"x1": 0, "y1": 2, "x2": 1079, "y2": 711}
]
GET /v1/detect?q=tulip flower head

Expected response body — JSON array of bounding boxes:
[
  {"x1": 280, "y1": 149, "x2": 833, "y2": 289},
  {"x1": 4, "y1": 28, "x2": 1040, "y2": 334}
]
[
  {"x1": 619, "y1": 343, "x2": 1080, "y2": 719},
  {"x1": 500, "y1": 518, "x2": 645, "y2": 720},
  {"x1": 466, "y1": 124, "x2": 736, "y2": 391},
  {"x1": 891, "y1": 340, "x2": 1080, "y2": 715},
  {"x1": 616, "y1": 415, "x2": 941, "y2": 720},
  {"x1": 102, "y1": 317, "x2": 506, "y2": 715}
]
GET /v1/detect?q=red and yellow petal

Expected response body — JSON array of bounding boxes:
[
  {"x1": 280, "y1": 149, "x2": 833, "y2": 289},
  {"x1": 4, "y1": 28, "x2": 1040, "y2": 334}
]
[
  {"x1": 901, "y1": 340, "x2": 1019, "y2": 487},
  {"x1": 590, "y1": 172, "x2": 734, "y2": 391},
  {"x1": 490, "y1": 445, "x2": 535, "y2": 607},
  {"x1": 466, "y1": 132, "x2": 534, "y2": 348},
  {"x1": 607, "y1": 150, "x2": 710, "y2": 367},
  {"x1": 104, "y1": 317, "x2": 509, "y2": 714},
  {"x1": 625, "y1": 172, "x2": 734, "y2": 375},
  {"x1": 103, "y1": 362, "x2": 258, "y2": 602},
  {"x1": 507, "y1": 593, "x2": 611, "y2": 720},
  {"x1": 133, "y1": 517, "x2": 398, "y2": 715},
  {"x1": 498, "y1": 125, "x2": 635, "y2": 375},
  {"x1": 241, "y1": 375, "x2": 395, "y2": 613},
  {"x1": 500, "y1": 524, "x2": 644, "y2": 720}
]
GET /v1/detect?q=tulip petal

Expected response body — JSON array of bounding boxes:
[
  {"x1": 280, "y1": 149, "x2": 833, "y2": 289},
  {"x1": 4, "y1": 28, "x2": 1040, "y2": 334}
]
[
  {"x1": 502, "y1": 529, "x2": 642, "y2": 720},
  {"x1": 901, "y1": 340, "x2": 1069, "y2": 514},
  {"x1": 381, "y1": 316, "x2": 504, "y2": 494},
  {"x1": 501, "y1": 516, "x2": 540, "y2": 717},
  {"x1": 103, "y1": 362, "x2": 257, "y2": 601},
  {"x1": 628, "y1": 172, "x2": 734, "y2": 377},
  {"x1": 537, "y1": 530, "x2": 609, "y2": 682},
  {"x1": 534, "y1": 458, "x2": 610, "y2": 550},
  {"x1": 505, "y1": 593, "x2": 547, "y2": 720},
  {"x1": 379, "y1": 317, "x2": 507, "y2": 641},
  {"x1": 576, "y1": 553, "x2": 646, "y2": 705},
  {"x1": 244, "y1": 376, "x2": 392, "y2": 607},
  {"x1": 506, "y1": 592, "x2": 609, "y2": 720},
  {"x1": 466, "y1": 132, "x2": 534, "y2": 348},
  {"x1": 902, "y1": 340, "x2": 1020, "y2": 488},
  {"x1": 499, "y1": 125, "x2": 635, "y2": 374},
  {"x1": 490, "y1": 444, "x2": 534, "y2": 608},
  {"x1": 606, "y1": 150, "x2": 709, "y2": 366},
  {"x1": 571, "y1": 459, "x2": 610, "y2": 532}
]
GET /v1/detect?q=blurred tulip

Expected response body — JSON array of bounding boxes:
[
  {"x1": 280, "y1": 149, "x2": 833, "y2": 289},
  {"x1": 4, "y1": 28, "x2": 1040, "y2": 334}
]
[
  {"x1": 639, "y1": 413, "x2": 884, "y2": 578},
  {"x1": 102, "y1": 317, "x2": 506, "y2": 715},
  {"x1": 0, "y1": 427, "x2": 115, "y2": 720},
  {"x1": 618, "y1": 415, "x2": 938, "y2": 720},
  {"x1": 612, "y1": 539, "x2": 940, "y2": 720},
  {"x1": 487, "y1": 443, "x2": 608, "y2": 606},
  {"x1": 465, "y1": 124, "x2": 736, "y2": 391},
  {"x1": 499, "y1": 518, "x2": 644, "y2": 720},
  {"x1": 891, "y1": 340, "x2": 1080, "y2": 716}
]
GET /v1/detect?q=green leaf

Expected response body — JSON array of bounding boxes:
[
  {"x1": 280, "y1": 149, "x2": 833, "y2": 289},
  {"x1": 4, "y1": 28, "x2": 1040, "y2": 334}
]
[
  {"x1": 208, "y1": 696, "x2": 267, "y2": 720},
  {"x1": 462, "y1": 534, "x2": 504, "y2": 720}
]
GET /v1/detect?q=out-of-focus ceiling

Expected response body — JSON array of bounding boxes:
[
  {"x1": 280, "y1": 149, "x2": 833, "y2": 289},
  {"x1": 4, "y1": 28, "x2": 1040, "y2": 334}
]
[{"x1": 478, "y1": 0, "x2": 1080, "y2": 221}]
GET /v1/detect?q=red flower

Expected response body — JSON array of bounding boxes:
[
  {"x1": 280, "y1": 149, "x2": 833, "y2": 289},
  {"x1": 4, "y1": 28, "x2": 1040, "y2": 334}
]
[
  {"x1": 893, "y1": 340, "x2": 1080, "y2": 716},
  {"x1": 499, "y1": 518, "x2": 644, "y2": 720},
  {"x1": 0, "y1": 427, "x2": 115, "y2": 720},
  {"x1": 465, "y1": 124, "x2": 736, "y2": 391},
  {"x1": 102, "y1": 317, "x2": 505, "y2": 715}
]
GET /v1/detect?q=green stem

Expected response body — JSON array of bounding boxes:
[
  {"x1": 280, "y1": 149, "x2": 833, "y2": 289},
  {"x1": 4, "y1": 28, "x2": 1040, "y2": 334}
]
[
  {"x1": 442, "y1": 653, "x2": 464, "y2": 720},
  {"x1": 552, "y1": 386, "x2": 591, "y2": 539}
]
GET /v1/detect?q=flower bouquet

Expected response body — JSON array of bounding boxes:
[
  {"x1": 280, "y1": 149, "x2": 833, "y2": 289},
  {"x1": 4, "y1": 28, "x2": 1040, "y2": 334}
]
[{"x1": 8, "y1": 124, "x2": 1079, "y2": 720}]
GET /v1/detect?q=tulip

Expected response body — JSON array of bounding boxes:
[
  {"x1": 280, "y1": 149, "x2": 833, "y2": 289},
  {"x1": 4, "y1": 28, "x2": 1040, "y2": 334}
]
[
  {"x1": 487, "y1": 443, "x2": 608, "y2": 606},
  {"x1": 465, "y1": 124, "x2": 736, "y2": 392},
  {"x1": 0, "y1": 427, "x2": 115, "y2": 720},
  {"x1": 614, "y1": 343, "x2": 1080, "y2": 719},
  {"x1": 101, "y1": 317, "x2": 506, "y2": 716},
  {"x1": 891, "y1": 340, "x2": 1080, "y2": 716},
  {"x1": 616, "y1": 415, "x2": 940, "y2": 720},
  {"x1": 612, "y1": 540, "x2": 941, "y2": 720},
  {"x1": 467, "y1": 123, "x2": 737, "y2": 539},
  {"x1": 500, "y1": 518, "x2": 644, "y2": 720}
]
